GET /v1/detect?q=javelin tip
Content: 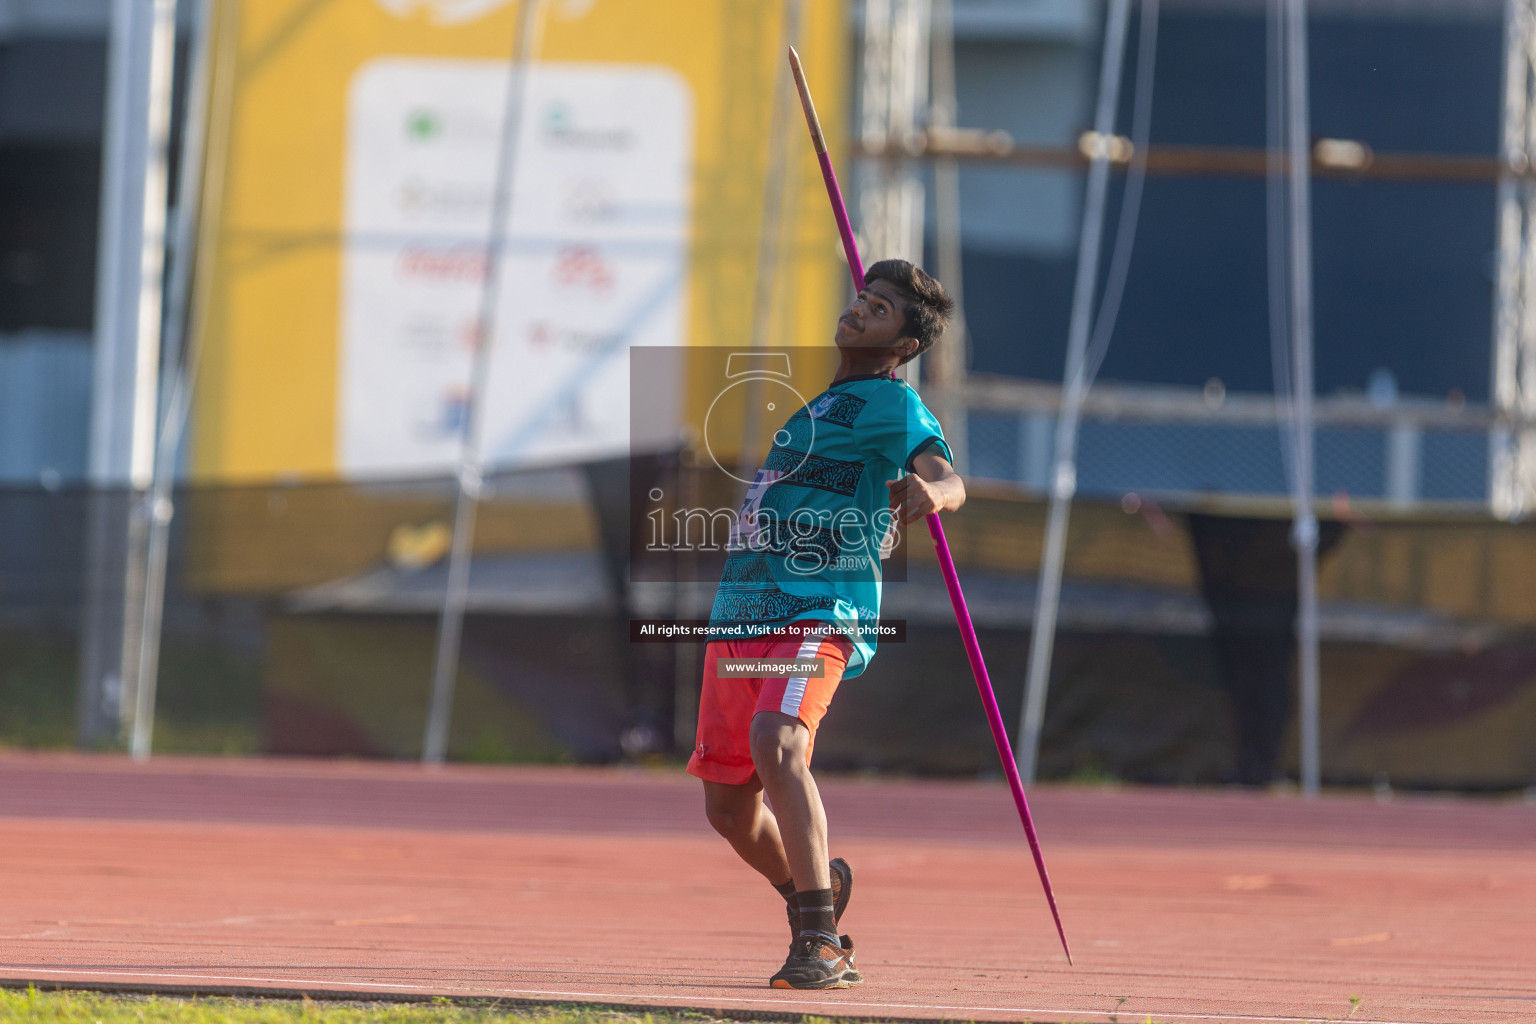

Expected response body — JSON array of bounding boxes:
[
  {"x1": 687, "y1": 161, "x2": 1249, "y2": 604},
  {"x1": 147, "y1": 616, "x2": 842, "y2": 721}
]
[{"x1": 786, "y1": 45, "x2": 827, "y2": 158}]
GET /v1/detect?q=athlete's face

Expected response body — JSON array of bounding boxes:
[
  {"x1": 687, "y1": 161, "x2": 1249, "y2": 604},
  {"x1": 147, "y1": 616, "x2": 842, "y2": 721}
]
[{"x1": 834, "y1": 279, "x2": 917, "y2": 361}]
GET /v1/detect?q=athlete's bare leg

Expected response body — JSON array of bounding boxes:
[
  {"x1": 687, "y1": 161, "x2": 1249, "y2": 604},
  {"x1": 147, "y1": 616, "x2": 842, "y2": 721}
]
[
  {"x1": 749, "y1": 711, "x2": 832, "y2": 893},
  {"x1": 702, "y1": 777, "x2": 794, "y2": 885}
]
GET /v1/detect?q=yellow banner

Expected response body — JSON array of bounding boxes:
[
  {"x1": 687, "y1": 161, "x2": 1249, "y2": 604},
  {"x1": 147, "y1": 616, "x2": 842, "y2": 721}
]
[{"x1": 192, "y1": 0, "x2": 849, "y2": 483}]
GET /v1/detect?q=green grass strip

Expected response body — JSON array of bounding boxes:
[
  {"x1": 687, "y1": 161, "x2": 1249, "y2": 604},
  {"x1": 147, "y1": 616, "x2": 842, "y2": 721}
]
[{"x1": 0, "y1": 988, "x2": 869, "y2": 1024}]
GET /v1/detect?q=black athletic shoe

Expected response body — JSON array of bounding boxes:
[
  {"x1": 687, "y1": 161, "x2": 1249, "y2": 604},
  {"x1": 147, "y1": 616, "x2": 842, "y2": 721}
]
[
  {"x1": 770, "y1": 932, "x2": 863, "y2": 989},
  {"x1": 784, "y1": 858, "x2": 854, "y2": 942},
  {"x1": 830, "y1": 857, "x2": 853, "y2": 923}
]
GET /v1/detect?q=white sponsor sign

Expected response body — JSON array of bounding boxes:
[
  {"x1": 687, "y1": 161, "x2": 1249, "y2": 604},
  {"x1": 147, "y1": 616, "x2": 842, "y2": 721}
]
[{"x1": 339, "y1": 59, "x2": 690, "y2": 477}]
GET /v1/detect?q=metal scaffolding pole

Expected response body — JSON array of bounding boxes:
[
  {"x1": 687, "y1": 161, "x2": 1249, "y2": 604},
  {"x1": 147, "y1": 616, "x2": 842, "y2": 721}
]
[
  {"x1": 858, "y1": 0, "x2": 930, "y2": 383},
  {"x1": 1016, "y1": 0, "x2": 1133, "y2": 786},
  {"x1": 422, "y1": 0, "x2": 545, "y2": 765},
  {"x1": 859, "y1": 0, "x2": 930, "y2": 261},
  {"x1": 1282, "y1": 0, "x2": 1322, "y2": 797},
  {"x1": 1492, "y1": 0, "x2": 1536, "y2": 520},
  {"x1": 927, "y1": 0, "x2": 968, "y2": 471},
  {"x1": 1266, "y1": 0, "x2": 1321, "y2": 795}
]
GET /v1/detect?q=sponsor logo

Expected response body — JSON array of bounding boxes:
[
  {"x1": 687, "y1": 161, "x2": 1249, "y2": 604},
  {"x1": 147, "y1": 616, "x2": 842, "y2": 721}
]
[
  {"x1": 562, "y1": 178, "x2": 620, "y2": 223},
  {"x1": 398, "y1": 177, "x2": 492, "y2": 218},
  {"x1": 543, "y1": 101, "x2": 635, "y2": 150},
  {"x1": 397, "y1": 246, "x2": 486, "y2": 281},
  {"x1": 405, "y1": 108, "x2": 442, "y2": 141},
  {"x1": 527, "y1": 320, "x2": 621, "y2": 353},
  {"x1": 551, "y1": 245, "x2": 615, "y2": 292}
]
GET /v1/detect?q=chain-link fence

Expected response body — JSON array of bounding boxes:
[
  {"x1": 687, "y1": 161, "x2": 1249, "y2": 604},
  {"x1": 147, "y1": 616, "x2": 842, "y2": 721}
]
[{"x1": 961, "y1": 376, "x2": 1494, "y2": 507}]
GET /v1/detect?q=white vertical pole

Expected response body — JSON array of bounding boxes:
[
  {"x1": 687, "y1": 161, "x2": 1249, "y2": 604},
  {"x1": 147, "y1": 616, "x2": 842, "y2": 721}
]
[
  {"x1": 1492, "y1": 0, "x2": 1535, "y2": 519},
  {"x1": 1283, "y1": 0, "x2": 1322, "y2": 798},
  {"x1": 118, "y1": 0, "x2": 181, "y2": 756},
  {"x1": 928, "y1": 0, "x2": 968, "y2": 472},
  {"x1": 423, "y1": 0, "x2": 545, "y2": 765},
  {"x1": 126, "y1": 0, "x2": 178, "y2": 494},
  {"x1": 737, "y1": 0, "x2": 804, "y2": 483},
  {"x1": 1385, "y1": 421, "x2": 1421, "y2": 508},
  {"x1": 860, "y1": 0, "x2": 892, "y2": 261},
  {"x1": 1018, "y1": 0, "x2": 1133, "y2": 785},
  {"x1": 888, "y1": 0, "x2": 929, "y2": 265},
  {"x1": 80, "y1": 0, "x2": 177, "y2": 747},
  {"x1": 131, "y1": 0, "x2": 215, "y2": 760},
  {"x1": 90, "y1": 0, "x2": 156, "y2": 485},
  {"x1": 80, "y1": 0, "x2": 151, "y2": 746},
  {"x1": 859, "y1": 0, "x2": 930, "y2": 387},
  {"x1": 859, "y1": 0, "x2": 929, "y2": 265}
]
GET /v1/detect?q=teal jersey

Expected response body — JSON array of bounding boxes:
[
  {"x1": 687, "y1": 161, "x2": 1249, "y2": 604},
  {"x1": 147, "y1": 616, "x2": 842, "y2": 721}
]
[{"x1": 707, "y1": 373, "x2": 950, "y2": 677}]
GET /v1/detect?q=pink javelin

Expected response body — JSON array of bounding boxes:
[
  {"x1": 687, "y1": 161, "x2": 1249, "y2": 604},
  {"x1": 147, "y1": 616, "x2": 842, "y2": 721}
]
[{"x1": 787, "y1": 45, "x2": 1073, "y2": 966}]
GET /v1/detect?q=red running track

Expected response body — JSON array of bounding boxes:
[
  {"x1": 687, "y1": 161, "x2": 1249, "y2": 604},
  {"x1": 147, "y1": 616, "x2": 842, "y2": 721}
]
[{"x1": 0, "y1": 752, "x2": 1533, "y2": 1023}]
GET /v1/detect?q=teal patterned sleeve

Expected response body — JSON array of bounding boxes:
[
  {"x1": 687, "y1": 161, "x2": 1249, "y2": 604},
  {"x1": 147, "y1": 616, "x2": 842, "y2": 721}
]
[{"x1": 854, "y1": 383, "x2": 952, "y2": 473}]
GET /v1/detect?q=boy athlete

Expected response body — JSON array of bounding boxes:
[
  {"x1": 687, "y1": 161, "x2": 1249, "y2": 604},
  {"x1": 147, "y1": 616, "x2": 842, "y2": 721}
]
[{"x1": 687, "y1": 260, "x2": 965, "y2": 989}]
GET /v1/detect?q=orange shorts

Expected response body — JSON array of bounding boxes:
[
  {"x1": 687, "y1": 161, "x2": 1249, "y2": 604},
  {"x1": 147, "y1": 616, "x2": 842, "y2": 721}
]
[{"x1": 686, "y1": 627, "x2": 853, "y2": 786}]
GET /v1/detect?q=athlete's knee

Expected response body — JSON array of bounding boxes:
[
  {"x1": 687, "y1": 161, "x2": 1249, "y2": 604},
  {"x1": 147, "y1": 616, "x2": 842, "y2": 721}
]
[
  {"x1": 703, "y1": 783, "x2": 757, "y2": 840},
  {"x1": 704, "y1": 801, "x2": 749, "y2": 839},
  {"x1": 749, "y1": 712, "x2": 808, "y2": 774}
]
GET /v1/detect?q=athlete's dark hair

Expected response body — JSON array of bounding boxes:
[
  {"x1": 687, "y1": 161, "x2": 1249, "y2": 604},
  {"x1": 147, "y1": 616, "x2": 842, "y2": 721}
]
[{"x1": 863, "y1": 259, "x2": 955, "y2": 364}]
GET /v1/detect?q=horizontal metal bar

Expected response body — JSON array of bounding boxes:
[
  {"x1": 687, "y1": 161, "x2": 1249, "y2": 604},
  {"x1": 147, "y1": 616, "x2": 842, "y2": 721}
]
[
  {"x1": 856, "y1": 133, "x2": 1518, "y2": 183},
  {"x1": 954, "y1": 375, "x2": 1520, "y2": 430}
]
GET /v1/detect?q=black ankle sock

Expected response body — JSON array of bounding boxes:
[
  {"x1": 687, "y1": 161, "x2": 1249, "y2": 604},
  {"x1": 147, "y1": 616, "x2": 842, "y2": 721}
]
[
  {"x1": 795, "y1": 887, "x2": 836, "y2": 938},
  {"x1": 777, "y1": 878, "x2": 802, "y2": 934}
]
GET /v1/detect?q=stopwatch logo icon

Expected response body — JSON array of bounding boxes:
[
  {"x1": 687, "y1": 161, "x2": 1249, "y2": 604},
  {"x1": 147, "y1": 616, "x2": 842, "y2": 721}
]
[{"x1": 702, "y1": 353, "x2": 815, "y2": 486}]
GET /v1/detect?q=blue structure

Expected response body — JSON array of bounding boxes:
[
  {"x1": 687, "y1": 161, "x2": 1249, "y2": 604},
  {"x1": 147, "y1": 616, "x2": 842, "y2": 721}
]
[{"x1": 945, "y1": 0, "x2": 1502, "y2": 501}]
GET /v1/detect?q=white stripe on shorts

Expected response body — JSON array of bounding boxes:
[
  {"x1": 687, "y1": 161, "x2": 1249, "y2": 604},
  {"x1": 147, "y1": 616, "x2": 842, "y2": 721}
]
[{"x1": 779, "y1": 636, "x2": 824, "y2": 718}]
